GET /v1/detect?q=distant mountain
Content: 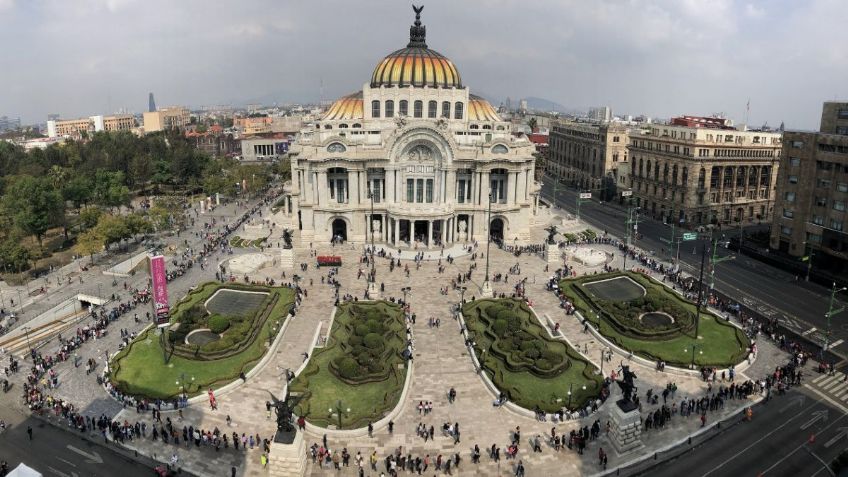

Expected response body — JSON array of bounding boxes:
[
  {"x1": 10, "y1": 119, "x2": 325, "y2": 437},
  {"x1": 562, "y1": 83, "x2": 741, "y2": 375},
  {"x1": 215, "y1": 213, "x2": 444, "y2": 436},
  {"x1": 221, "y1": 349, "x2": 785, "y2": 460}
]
[{"x1": 522, "y1": 97, "x2": 574, "y2": 114}]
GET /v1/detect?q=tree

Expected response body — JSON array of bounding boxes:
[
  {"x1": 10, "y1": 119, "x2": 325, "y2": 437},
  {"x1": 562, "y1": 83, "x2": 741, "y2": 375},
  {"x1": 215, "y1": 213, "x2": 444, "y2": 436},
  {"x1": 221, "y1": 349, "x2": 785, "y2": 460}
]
[
  {"x1": 78, "y1": 207, "x2": 103, "y2": 230},
  {"x1": 63, "y1": 175, "x2": 94, "y2": 211},
  {"x1": 74, "y1": 229, "x2": 104, "y2": 264},
  {"x1": 93, "y1": 170, "x2": 130, "y2": 210},
  {"x1": 128, "y1": 155, "x2": 152, "y2": 192},
  {"x1": 123, "y1": 213, "x2": 153, "y2": 240},
  {"x1": 93, "y1": 214, "x2": 129, "y2": 250},
  {"x1": 528, "y1": 117, "x2": 538, "y2": 133},
  {"x1": 2, "y1": 175, "x2": 64, "y2": 250},
  {"x1": 48, "y1": 165, "x2": 70, "y2": 189}
]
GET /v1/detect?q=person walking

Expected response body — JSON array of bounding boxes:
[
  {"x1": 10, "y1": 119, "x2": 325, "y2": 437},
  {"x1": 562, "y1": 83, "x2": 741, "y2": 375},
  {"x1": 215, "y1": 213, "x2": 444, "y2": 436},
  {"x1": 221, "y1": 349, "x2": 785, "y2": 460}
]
[{"x1": 26, "y1": 426, "x2": 32, "y2": 441}]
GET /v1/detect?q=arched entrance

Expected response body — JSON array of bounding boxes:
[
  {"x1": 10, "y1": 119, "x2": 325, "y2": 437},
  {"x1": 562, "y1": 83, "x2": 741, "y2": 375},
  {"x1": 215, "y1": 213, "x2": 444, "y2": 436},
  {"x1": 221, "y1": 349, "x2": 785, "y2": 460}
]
[
  {"x1": 331, "y1": 218, "x2": 347, "y2": 243},
  {"x1": 490, "y1": 218, "x2": 505, "y2": 243}
]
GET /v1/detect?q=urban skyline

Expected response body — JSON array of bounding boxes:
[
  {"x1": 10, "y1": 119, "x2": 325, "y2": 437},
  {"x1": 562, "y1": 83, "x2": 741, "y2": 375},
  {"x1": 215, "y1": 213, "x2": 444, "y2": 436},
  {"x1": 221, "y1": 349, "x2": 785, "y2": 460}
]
[{"x1": 0, "y1": 0, "x2": 845, "y2": 129}]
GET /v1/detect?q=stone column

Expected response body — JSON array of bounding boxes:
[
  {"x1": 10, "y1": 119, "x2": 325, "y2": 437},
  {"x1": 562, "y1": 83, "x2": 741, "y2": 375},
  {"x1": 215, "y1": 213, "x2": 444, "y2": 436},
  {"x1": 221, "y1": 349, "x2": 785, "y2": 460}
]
[
  {"x1": 446, "y1": 169, "x2": 456, "y2": 204},
  {"x1": 394, "y1": 218, "x2": 400, "y2": 246},
  {"x1": 440, "y1": 219, "x2": 446, "y2": 244},
  {"x1": 317, "y1": 172, "x2": 327, "y2": 205},
  {"x1": 347, "y1": 170, "x2": 357, "y2": 205},
  {"x1": 427, "y1": 220, "x2": 433, "y2": 248}
]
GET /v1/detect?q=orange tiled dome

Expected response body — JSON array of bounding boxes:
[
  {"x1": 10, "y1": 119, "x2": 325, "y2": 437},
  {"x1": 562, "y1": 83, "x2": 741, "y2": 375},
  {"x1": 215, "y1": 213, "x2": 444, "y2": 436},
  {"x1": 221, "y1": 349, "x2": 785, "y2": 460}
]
[
  {"x1": 370, "y1": 46, "x2": 462, "y2": 89},
  {"x1": 323, "y1": 92, "x2": 363, "y2": 120}
]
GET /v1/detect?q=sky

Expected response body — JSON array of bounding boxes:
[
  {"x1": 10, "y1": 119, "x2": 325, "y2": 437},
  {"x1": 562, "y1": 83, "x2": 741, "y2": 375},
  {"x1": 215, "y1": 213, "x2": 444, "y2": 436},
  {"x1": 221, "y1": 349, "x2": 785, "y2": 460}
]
[{"x1": 0, "y1": 0, "x2": 846, "y2": 129}]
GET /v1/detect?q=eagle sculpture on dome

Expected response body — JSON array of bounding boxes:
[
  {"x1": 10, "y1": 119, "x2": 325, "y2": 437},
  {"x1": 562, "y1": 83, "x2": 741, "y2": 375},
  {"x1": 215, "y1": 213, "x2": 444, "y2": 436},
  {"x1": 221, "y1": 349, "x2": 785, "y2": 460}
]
[{"x1": 413, "y1": 5, "x2": 424, "y2": 18}]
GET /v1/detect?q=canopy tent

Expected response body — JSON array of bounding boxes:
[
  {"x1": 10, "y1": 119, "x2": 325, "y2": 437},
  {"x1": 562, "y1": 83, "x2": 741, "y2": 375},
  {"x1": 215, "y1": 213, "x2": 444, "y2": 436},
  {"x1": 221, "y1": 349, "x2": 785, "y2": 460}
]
[{"x1": 7, "y1": 463, "x2": 42, "y2": 477}]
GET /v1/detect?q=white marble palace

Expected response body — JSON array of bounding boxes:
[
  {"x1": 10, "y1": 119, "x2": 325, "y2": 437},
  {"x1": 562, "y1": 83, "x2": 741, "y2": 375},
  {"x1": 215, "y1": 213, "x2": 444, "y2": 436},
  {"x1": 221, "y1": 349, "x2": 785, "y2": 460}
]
[{"x1": 288, "y1": 7, "x2": 540, "y2": 247}]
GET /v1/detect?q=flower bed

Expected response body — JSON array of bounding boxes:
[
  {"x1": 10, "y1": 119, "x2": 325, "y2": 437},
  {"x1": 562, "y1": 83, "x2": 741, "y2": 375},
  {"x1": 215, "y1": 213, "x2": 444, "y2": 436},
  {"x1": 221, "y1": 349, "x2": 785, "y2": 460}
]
[{"x1": 317, "y1": 256, "x2": 342, "y2": 267}]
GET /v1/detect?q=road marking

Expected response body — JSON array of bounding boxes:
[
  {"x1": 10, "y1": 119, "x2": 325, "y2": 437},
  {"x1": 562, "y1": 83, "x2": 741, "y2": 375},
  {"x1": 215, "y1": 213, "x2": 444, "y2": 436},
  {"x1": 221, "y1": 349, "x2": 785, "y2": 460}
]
[
  {"x1": 825, "y1": 427, "x2": 848, "y2": 448},
  {"x1": 55, "y1": 457, "x2": 76, "y2": 467},
  {"x1": 801, "y1": 410, "x2": 828, "y2": 430},
  {"x1": 805, "y1": 384, "x2": 848, "y2": 413},
  {"x1": 816, "y1": 375, "x2": 839, "y2": 388},
  {"x1": 824, "y1": 379, "x2": 845, "y2": 391},
  {"x1": 66, "y1": 445, "x2": 103, "y2": 464},
  {"x1": 813, "y1": 374, "x2": 830, "y2": 384},
  {"x1": 47, "y1": 467, "x2": 79, "y2": 477},
  {"x1": 829, "y1": 382, "x2": 848, "y2": 395},
  {"x1": 803, "y1": 327, "x2": 818, "y2": 336},
  {"x1": 831, "y1": 339, "x2": 845, "y2": 348},
  {"x1": 759, "y1": 410, "x2": 848, "y2": 475},
  {"x1": 779, "y1": 394, "x2": 806, "y2": 413}
]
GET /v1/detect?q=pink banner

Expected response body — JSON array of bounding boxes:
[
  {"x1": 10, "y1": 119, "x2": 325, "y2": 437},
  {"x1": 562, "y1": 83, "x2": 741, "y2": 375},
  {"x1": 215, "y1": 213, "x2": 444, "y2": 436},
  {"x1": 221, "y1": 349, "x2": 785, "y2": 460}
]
[{"x1": 150, "y1": 255, "x2": 170, "y2": 322}]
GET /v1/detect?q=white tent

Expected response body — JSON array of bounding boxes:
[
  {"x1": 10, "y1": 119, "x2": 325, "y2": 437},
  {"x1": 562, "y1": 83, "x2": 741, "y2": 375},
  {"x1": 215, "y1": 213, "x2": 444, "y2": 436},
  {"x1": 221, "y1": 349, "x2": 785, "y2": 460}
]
[{"x1": 7, "y1": 463, "x2": 43, "y2": 477}]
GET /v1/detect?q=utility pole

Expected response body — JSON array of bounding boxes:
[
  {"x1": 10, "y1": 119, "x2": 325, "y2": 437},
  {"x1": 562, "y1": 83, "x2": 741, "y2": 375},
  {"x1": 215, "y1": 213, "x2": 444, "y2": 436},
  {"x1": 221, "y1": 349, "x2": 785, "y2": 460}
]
[
  {"x1": 694, "y1": 241, "x2": 708, "y2": 341},
  {"x1": 481, "y1": 192, "x2": 493, "y2": 297},
  {"x1": 709, "y1": 231, "x2": 735, "y2": 291},
  {"x1": 802, "y1": 241, "x2": 815, "y2": 282},
  {"x1": 824, "y1": 283, "x2": 846, "y2": 354},
  {"x1": 660, "y1": 223, "x2": 681, "y2": 264}
]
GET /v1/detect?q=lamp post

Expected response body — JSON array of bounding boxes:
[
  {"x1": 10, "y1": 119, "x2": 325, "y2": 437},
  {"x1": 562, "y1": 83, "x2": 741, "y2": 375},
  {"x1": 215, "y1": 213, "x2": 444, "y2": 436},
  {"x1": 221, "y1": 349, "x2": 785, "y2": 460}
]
[
  {"x1": 567, "y1": 383, "x2": 587, "y2": 409},
  {"x1": 366, "y1": 187, "x2": 378, "y2": 299},
  {"x1": 684, "y1": 344, "x2": 703, "y2": 369},
  {"x1": 481, "y1": 192, "x2": 493, "y2": 297},
  {"x1": 623, "y1": 206, "x2": 639, "y2": 271},
  {"x1": 22, "y1": 326, "x2": 31, "y2": 352},
  {"x1": 824, "y1": 283, "x2": 847, "y2": 355},
  {"x1": 694, "y1": 239, "x2": 708, "y2": 341},
  {"x1": 176, "y1": 373, "x2": 194, "y2": 396},
  {"x1": 330, "y1": 400, "x2": 350, "y2": 429},
  {"x1": 709, "y1": 231, "x2": 735, "y2": 292}
]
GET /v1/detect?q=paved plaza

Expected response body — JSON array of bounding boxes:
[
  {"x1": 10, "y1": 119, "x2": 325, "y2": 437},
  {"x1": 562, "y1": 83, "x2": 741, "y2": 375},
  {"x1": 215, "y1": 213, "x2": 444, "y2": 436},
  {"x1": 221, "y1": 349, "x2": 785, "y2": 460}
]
[{"x1": 0, "y1": 199, "x2": 789, "y2": 477}]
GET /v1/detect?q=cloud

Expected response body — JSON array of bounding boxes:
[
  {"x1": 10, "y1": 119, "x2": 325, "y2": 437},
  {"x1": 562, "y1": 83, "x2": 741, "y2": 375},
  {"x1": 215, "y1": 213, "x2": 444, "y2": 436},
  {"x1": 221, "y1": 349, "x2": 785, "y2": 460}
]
[{"x1": 0, "y1": 0, "x2": 844, "y2": 129}]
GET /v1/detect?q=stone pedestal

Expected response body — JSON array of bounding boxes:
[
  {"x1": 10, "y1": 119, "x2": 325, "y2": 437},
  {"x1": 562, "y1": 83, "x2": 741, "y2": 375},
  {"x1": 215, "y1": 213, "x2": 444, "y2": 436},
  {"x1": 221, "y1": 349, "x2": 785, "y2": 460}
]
[
  {"x1": 545, "y1": 243, "x2": 561, "y2": 264},
  {"x1": 609, "y1": 402, "x2": 643, "y2": 454},
  {"x1": 480, "y1": 280, "x2": 494, "y2": 298},
  {"x1": 279, "y1": 248, "x2": 295, "y2": 269},
  {"x1": 268, "y1": 430, "x2": 306, "y2": 476},
  {"x1": 367, "y1": 281, "x2": 380, "y2": 300}
]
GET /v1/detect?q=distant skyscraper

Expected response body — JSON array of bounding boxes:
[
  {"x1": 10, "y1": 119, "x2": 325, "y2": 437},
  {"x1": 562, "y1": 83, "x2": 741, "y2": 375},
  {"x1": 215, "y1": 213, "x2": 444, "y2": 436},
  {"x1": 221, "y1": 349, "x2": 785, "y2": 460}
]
[{"x1": 148, "y1": 93, "x2": 157, "y2": 112}]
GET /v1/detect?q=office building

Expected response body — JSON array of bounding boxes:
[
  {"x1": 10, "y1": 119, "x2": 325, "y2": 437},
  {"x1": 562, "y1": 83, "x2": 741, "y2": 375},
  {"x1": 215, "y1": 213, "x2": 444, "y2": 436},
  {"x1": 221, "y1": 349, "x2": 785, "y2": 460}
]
[
  {"x1": 143, "y1": 107, "x2": 191, "y2": 132},
  {"x1": 628, "y1": 116, "x2": 782, "y2": 226},
  {"x1": 770, "y1": 102, "x2": 848, "y2": 272},
  {"x1": 547, "y1": 120, "x2": 629, "y2": 199}
]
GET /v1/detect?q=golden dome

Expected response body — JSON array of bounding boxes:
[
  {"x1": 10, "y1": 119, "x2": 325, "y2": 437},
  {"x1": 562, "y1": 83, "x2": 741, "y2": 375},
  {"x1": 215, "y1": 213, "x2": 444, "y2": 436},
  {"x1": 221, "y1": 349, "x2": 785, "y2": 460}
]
[
  {"x1": 468, "y1": 94, "x2": 501, "y2": 122},
  {"x1": 370, "y1": 47, "x2": 462, "y2": 89},
  {"x1": 370, "y1": 5, "x2": 462, "y2": 89},
  {"x1": 323, "y1": 92, "x2": 363, "y2": 120}
]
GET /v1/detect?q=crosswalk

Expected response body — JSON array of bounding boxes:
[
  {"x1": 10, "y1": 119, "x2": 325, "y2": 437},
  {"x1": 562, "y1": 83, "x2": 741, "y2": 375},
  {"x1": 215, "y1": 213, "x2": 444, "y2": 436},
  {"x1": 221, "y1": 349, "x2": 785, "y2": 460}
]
[{"x1": 810, "y1": 372, "x2": 848, "y2": 402}]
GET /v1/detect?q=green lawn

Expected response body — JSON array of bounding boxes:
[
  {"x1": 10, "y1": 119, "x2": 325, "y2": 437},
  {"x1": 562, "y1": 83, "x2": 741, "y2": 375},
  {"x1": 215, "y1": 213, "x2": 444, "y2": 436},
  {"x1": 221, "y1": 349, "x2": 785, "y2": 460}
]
[
  {"x1": 289, "y1": 301, "x2": 407, "y2": 429},
  {"x1": 559, "y1": 271, "x2": 749, "y2": 368},
  {"x1": 110, "y1": 284, "x2": 295, "y2": 399},
  {"x1": 463, "y1": 298, "x2": 603, "y2": 412}
]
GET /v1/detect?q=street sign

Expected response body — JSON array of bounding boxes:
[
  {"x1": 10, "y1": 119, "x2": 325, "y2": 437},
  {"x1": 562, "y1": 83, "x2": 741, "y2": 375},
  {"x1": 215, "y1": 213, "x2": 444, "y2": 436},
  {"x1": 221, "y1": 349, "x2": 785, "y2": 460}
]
[
  {"x1": 621, "y1": 190, "x2": 633, "y2": 197},
  {"x1": 682, "y1": 232, "x2": 698, "y2": 241},
  {"x1": 579, "y1": 192, "x2": 592, "y2": 199}
]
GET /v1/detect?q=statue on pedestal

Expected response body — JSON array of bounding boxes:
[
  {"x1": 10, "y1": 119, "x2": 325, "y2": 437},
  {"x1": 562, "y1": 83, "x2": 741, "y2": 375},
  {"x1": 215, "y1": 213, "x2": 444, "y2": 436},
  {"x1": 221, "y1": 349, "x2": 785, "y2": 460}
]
[
  {"x1": 545, "y1": 225, "x2": 558, "y2": 245},
  {"x1": 282, "y1": 229, "x2": 293, "y2": 249},
  {"x1": 457, "y1": 220, "x2": 468, "y2": 241},
  {"x1": 615, "y1": 363, "x2": 638, "y2": 412}
]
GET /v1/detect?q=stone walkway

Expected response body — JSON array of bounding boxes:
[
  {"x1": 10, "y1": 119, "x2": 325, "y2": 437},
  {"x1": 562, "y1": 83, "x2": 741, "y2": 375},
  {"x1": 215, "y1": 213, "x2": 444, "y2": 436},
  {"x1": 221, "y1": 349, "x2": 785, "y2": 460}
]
[{"x1": 6, "y1": 197, "x2": 789, "y2": 477}]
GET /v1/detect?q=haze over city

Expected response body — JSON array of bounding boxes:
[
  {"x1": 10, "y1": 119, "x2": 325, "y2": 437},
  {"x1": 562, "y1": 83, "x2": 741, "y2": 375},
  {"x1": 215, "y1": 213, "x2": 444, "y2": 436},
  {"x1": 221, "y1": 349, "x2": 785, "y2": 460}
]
[{"x1": 1, "y1": 0, "x2": 846, "y2": 128}]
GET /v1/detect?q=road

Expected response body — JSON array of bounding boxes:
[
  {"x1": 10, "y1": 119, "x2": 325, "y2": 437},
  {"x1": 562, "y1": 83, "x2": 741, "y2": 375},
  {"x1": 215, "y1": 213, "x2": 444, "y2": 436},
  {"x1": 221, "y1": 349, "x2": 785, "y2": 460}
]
[
  {"x1": 644, "y1": 384, "x2": 848, "y2": 477},
  {"x1": 541, "y1": 180, "x2": 848, "y2": 359},
  {"x1": 0, "y1": 407, "x2": 153, "y2": 477}
]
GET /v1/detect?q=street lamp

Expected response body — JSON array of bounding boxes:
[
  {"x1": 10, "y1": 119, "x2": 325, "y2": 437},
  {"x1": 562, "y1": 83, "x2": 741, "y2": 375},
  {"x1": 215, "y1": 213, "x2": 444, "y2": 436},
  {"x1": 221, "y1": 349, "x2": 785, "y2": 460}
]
[
  {"x1": 623, "y1": 206, "x2": 639, "y2": 271},
  {"x1": 366, "y1": 187, "x2": 378, "y2": 299},
  {"x1": 22, "y1": 326, "x2": 31, "y2": 351},
  {"x1": 684, "y1": 344, "x2": 703, "y2": 369},
  {"x1": 824, "y1": 283, "x2": 847, "y2": 355},
  {"x1": 330, "y1": 400, "x2": 350, "y2": 429},
  {"x1": 481, "y1": 192, "x2": 493, "y2": 297},
  {"x1": 567, "y1": 383, "x2": 587, "y2": 409},
  {"x1": 176, "y1": 373, "x2": 195, "y2": 396}
]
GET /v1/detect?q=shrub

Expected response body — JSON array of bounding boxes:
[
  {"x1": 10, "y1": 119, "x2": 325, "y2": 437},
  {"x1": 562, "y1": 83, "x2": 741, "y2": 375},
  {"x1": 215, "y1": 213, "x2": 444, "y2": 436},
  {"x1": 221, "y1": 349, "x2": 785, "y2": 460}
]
[
  {"x1": 535, "y1": 358, "x2": 552, "y2": 370},
  {"x1": 208, "y1": 315, "x2": 230, "y2": 334},
  {"x1": 354, "y1": 324, "x2": 370, "y2": 337},
  {"x1": 348, "y1": 335, "x2": 363, "y2": 347},
  {"x1": 335, "y1": 357, "x2": 360, "y2": 380},
  {"x1": 366, "y1": 319, "x2": 383, "y2": 334},
  {"x1": 524, "y1": 348, "x2": 541, "y2": 360},
  {"x1": 493, "y1": 319, "x2": 508, "y2": 336},
  {"x1": 363, "y1": 333, "x2": 383, "y2": 350}
]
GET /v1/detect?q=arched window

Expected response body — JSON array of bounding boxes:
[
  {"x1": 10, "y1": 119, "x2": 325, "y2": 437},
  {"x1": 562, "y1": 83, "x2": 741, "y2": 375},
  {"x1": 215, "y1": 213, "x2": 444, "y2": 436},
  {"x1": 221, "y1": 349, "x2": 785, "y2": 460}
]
[
  {"x1": 352, "y1": 123, "x2": 361, "y2": 128},
  {"x1": 454, "y1": 102, "x2": 464, "y2": 119},
  {"x1": 428, "y1": 100, "x2": 437, "y2": 118},
  {"x1": 413, "y1": 100, "x2": 423, "y2": 118},
  {"x1": 482, "y1": 125, "x2": 492, "y2": 130},
  {"x1": 441, "y1": 101, "x2": 451, "y2": 118},
  {"x1": 469, "y1": 124, "x2": 479, "y2": 130},
  {"x1": 399, "y1": 100, "x2": 408, "y2": 116},
  {"x1": 324, "y1": 124, "x2": 332, "y2": 130},
  {"x1": 371, "y1": 100, "x2": 380, "y2": 118},
  {"x1": 385, "y1": 100, "x2": 394, "y2": 118},
  {"x1": 338, "y1": 123, "x2": 348, "y2": 129}
]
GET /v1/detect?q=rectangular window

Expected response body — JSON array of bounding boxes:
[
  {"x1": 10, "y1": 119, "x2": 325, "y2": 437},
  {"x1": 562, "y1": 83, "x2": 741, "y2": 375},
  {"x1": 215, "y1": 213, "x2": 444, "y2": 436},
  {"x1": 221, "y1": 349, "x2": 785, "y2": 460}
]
[
  {"x1": 416, "y1": 179, "x2": 424, "y2": 203},
  {"x1": 791, "y1": 140, "x2": 804, "y2": 148},
  {"x1": 781, "y1": 226, "x2": 792, "y2": 235},
  {"x1": 406, "y1": 179, "x2": 414, "y2": 202},
  {"x1": 784, "y1": 192, "x2": 796, "y2": 203},
  {"x1": 336, "y1": 180, "x2": 346, "y2": 203},
  {"x1": 835, "y1": 200, "x2": 846, "y2": 211},
  {"x1": 788, "y1": 175, "x2": 798, "y2": 184},
  {"x1": 838, "y1": 109, "x2": 848, "y2": 119},
  {"x1": 807, "y1": 233, "x2": 822, "y2": 244},
  {"x1": 816, "y1": 197, "x2": 828, "y2": 207},
  {"x1": 329, "y1": 180, "x2": 335, "y2": 199},
  {"x1": 457, "y1": 179, "x2": 466, "y2": 203},
  {"x1": 425, "y1": 179, "x2": 433, "y2": 203},
  {"x1": 371, "y1": 179, "x2": 382, "y2": 203},
  {"x1": 371, "y1": 100, "x2": 380, "y2": 118},
  {"x1": 789, "y1": 157, "x2": 801, "y2": 166},
  {"x1": 813, "y1": 215, "x2": 824, "y2": 225},
  {"x1": 831, "y1": 219, "x2": 844, "y2": 232},
  {"x1": 384, "y1": 101, "x2": 394, "y2": 118},
  {"x1": 399, "y1": 100, "x2": 408, "y2": 116},
  {"x1": 783, "y1": 209, "x2": 794, "y2": 218},
  {"x1": 838, "y1": 182, "x2": 848, "y2": 193},
  {"x1": 413, "y1": 101, "x2": 423, "y2": 118},
  {"x1": 817, "y1": 178, "x2": 832, "y2": 188}
]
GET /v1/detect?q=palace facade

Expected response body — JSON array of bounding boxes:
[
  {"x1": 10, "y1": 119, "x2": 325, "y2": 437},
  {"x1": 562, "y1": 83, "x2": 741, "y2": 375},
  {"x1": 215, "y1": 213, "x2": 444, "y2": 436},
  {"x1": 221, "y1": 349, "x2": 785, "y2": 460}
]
[{"x1": 287, "y1": 9, "x2": 540, "y2": 246}]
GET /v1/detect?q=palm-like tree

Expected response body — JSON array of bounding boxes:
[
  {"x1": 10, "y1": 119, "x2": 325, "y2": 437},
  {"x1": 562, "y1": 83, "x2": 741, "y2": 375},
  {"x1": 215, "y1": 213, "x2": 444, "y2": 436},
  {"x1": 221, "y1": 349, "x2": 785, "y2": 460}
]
[{"x1": 48, "y1": 165, "x2": 69, "y2": 190}]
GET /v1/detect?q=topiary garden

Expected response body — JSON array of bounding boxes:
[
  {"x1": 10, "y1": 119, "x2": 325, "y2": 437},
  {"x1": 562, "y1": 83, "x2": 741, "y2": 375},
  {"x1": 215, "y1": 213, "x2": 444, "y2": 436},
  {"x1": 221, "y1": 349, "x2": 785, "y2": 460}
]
[
  {"x1": 463, "y1": 298, "x2": 603, "y2": 412},
  {"x1": 110, "y1": 282, "x2": 296, "y2": 399},
  {"x1": 559, "y1": 271, "x2": 750, "y2": 367},
  {"x1": 290, "y1": 301, "x2": 407, "y2": 429}
]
